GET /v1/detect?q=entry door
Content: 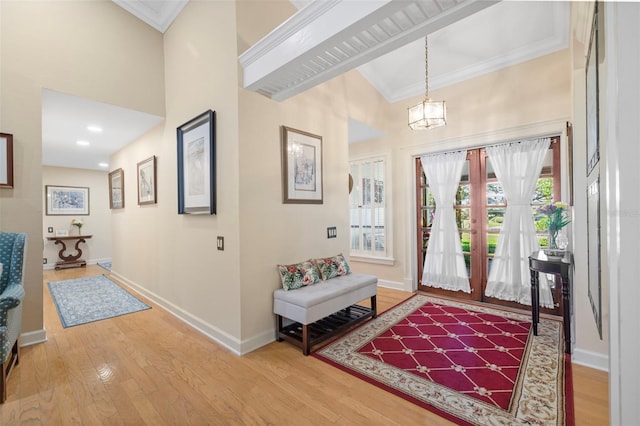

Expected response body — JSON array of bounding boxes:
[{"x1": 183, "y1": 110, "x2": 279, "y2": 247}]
[{"x1": 416, "y1": 140, "x2": 563, "y2": 316}]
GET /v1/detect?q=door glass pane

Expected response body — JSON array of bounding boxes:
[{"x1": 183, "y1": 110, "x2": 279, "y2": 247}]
[
  {"x1": 487, "y1": 207, "x2": 505, "y2": 233},
  {"x1": 421, "y1": 207, "x2": 435, "y2": 228},
  {"x1": 457, "y1": 183, "x2": 470, "y2": 206},
  {"x1": 539, "y1": 149, "x2": 554, "y2": 175},
  {"x1": 487, "y1": 183, "x2": 505, "y2": 205},
  {"x1": 486, "y1": 157, "x2": 497, "y2": 179},
  {"x1": 457, "y1": 208, "x2": 471, "y2": 230},
  {"x1": 460, "y1": 160, "x2": 470, "y2": 182},
  {"x1": 459, "y1": 230, "x2": 471, "y2": 278}
]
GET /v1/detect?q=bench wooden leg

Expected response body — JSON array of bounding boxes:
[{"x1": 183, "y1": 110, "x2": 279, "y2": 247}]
[
  {"x1": 302, "y1": 324, "x2": 310, "y2": 356},
  {"x1": 276, "y1": 315, "x2": 284, "y2": 341},
  {"x1": 371, "y1": 295, "x2": 377, "y2": 318}
]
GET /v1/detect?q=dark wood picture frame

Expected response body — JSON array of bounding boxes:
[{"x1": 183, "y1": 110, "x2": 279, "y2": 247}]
[
  {"x1": 177, "y1": 110, "x2": 216, "y2": 215},
  {"x1": 45, "y1": 185, "x2": 90, "y2": 216},
  {"x1": 137, "y1": 155, "x2": 157, "y2": 205},
  {"x1": 585, "y1": 3, "x2": 600, "y2": 176},
  {"x1": 109, "y1": 168, "x2": 125, "y2": 209},
  {"x1": 587, "y1": 176, "x2": 602, "y2": 339},
  {"x1": 281, "y1": 126, "x2": 323, "y2": 204},
  {"x1": 0, "y1": 133, "x2": 14, "y2": 188},
  {"x1": 567, "y1": 121, "x2": 574, "y2": 206}
]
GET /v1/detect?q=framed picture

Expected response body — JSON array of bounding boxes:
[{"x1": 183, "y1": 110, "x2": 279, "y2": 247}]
[
  {"x1": 137, "y1": 155, "x2": 157, "y2": 205},
  {"x1": 109, "y1": 168, "x2": 125, "y2": 209},
  {"x1": 585, "y1": 3, "x2": 599, "y2": 176},
  {"x1": 177, "y1": 110, "x2": 216, "y2": 215},
  {"x1": 567, "y1": 121, "x2": 574, "y2": 206},
  {"x1": 587, "y1": 176, "x2": 602, "y2": 339},
  {"x1": 45, "y1": 185, "x2": 90, "y2": 215},
  {"x1": 0, "y1": 133, "x2": 13, "y2": 188},
  {"x1": 281, "y1": 126, "x2": 323, "y2": 204}
]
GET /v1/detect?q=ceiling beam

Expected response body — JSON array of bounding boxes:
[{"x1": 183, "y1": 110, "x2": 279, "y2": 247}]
[{"x1": 238, "y1": 0, "x2": 499, "y2": 101}]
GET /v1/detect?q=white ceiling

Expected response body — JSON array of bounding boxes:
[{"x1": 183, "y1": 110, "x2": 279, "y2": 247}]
[
  {"x1": 41, "y1": 0, "x2": 570, "y2": 170},
  {"x1": 42, "y1": 89, "x2": 164, "y2": 171}
]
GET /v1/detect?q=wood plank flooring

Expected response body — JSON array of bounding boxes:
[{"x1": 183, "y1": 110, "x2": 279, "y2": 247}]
[{"x1": 0, "y1": 265, "x2": 608, "y2": 424}]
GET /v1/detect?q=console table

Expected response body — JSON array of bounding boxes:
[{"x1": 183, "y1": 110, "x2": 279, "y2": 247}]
[
  {"x1": 529, "y1": 250, "x2": 572, "y2": 354},
  {"x1": 47, "y1": 235, "x2": 92, "y2": 270}
]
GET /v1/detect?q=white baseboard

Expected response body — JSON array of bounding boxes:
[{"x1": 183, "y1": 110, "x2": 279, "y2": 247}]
[
  {"x1": 377, "y1": 279, "x2": 409, "y2": 291},
  {"x1": 20, "y1": 329, "x2": 47, "y2": 347},
  {"x1": 110, "y1": 272, "x2": 270, "y2": 356},
  {"x1": 43, "y1": 257, "x2": 112, "y2": 270},
  {"x1": 572, "y1": 347, "x2": 609, "y2": 371}
]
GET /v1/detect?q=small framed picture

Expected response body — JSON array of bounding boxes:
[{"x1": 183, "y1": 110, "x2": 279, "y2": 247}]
[
  {"x1": 137, "y1": 155, "x2": 157, "y2": 205},
  {"x1": 281, "y1": 126, "x2": 323, "y2": 204},
  {"x1": 109, "y1": 168, "x2": 125, "y2": 209},
  {"x1": 0, "y1": 133, "x2": 14, "y2": 188},
  {"x1": 585, "y1": 3, "x2": 599, "y2": 176},
  {"x1": 55, "y1": 229, "x2": 69, "y2": 237},
  {"x1": 45, "y1": 185, "x2": 90, "y2": 215},
  {"x1": 177, "y1": 110, "x2": 216, "y2": 214}
]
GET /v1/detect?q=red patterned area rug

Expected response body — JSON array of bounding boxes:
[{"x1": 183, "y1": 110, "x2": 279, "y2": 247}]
[{"x1": 313, "y1": 294, "x2": 574, "y2": 425}]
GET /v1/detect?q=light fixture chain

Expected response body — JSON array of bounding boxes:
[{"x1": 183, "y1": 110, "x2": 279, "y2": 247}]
[{"x1": 424, "y1": 35, "x2": 429, "y2": 99}]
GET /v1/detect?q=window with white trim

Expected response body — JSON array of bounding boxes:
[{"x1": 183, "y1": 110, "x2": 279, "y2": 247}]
[{"x1": 349, "y1": 156, "x2": 390, "y2": 260}]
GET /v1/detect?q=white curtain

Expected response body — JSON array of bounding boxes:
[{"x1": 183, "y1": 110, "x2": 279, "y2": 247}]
[
  {"x1": 420, "y1": 150, "x2": 471, "y2": 293},
  {"x1": 485, "y1": 138, "x2": 553, "y2": 308}
]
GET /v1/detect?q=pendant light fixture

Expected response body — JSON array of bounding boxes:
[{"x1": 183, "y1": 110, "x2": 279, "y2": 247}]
[{"x1": 408, "y1": 35, "x2": 446, "y2": 130}]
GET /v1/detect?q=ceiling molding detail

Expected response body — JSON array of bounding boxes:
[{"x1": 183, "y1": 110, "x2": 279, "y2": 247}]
[
  {"x1": 112, "y1": 0, "x2": 188, "y2": 33},
  {"x1": 365, "y1": 2, "x2": 570, "y2": 103},
  {"x1": 239, "y1": 0, "x2": 499, "y2": 102}
]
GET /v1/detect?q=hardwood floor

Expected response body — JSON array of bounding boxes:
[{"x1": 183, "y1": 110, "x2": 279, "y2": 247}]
[{"x1": 1, "y1": 265, "x2": 608, "y2": 425}]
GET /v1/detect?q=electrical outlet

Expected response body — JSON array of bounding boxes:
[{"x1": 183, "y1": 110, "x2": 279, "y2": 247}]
[
  {"x1": 327, "y1": 227, "x2": 337, "y2": 238},
  {"x1": 217, "y1": 236, "x2": 224, "y2": 251},
  {"x1": 47, "y1": 227, "x2": 53, "y2": 233}
]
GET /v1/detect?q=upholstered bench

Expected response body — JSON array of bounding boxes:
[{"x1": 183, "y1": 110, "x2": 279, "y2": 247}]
[{"x1": 274, "y1": 272, "x2": 378, "y2": 355}]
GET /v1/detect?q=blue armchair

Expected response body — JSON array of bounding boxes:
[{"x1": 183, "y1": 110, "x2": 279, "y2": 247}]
[{"x1": 0, "y1": 232, "x2": 26, "y2": 403}]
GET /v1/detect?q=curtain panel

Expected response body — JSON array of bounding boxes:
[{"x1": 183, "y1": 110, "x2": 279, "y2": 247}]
[
  {"x1": 484, "y1": 138, "x2": 554, "y2": 308},
  {"x1": 420, "y1": 150, "x2": 471, "y2": 293}
]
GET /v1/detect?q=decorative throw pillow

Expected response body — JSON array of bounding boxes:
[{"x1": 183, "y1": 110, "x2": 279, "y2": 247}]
[
  {"x1": 277, "y1": 260, "x2": 320, "y2": 291},
  {"x1": 313, "y1": 253, "x2": 351, "y2": 280}
]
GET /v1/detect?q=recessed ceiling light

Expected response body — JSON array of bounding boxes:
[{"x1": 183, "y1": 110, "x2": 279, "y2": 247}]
[
  {"x1": 76, "y1": 140, "x2": 90, "y2": 146},
  {"x1": 98, "y1": 162, "x2": 109, "y2": 168},
  {"x1": 87, "y1": 125, "x2": 103, "y2": 133}
]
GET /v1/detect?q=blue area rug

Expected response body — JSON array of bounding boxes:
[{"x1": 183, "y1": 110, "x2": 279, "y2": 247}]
[
  {"x1": 97, "y1": 261, "x2": 112, "y2": 271},
  {"x1": 48, "y1": 274, "x2": 150, "y2": 328}
]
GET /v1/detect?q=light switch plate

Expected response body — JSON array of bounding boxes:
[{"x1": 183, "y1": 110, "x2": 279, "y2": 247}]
[{"x1": 217, "y1": 236, "x2": 224, "y2": 251}]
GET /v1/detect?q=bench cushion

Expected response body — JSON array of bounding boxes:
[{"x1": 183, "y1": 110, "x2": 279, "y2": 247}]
[{"x1": 274, "y1": 273, "x2": 377, "y2": 324}]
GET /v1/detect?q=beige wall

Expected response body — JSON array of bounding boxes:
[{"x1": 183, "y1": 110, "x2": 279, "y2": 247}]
[
  {"x1": 568, "y1": 2, "x2": 609, "y2": 364},
  {"x1": 0, "y1": 1, "x2": 164, "y2": 339},
  {"x1": 348, "y1": 47, "x2": 607, "y2": 366},
  {"x1": 350, "y1": 49, "x2": 573, "y2": 286},
  {"x1": 42, "y1": 166, "x2": 112, "y2": 267},
  {"x1": 0, "y1": 0, "x2": 608, "y2": 364},
  {"x1": 109, "y1": 0, "x2": 244, "y2": 348},
  {"x1": 236, "y1": 1, "x2": 394, "y2": 346}
]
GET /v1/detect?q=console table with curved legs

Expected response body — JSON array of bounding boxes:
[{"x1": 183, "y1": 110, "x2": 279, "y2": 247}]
[
  {"x1": 47, "y1": 235, "x2": 93, "y2": 270},
  {"x1": 529, "y1": 250, "x2": 573, "y2": 354}
]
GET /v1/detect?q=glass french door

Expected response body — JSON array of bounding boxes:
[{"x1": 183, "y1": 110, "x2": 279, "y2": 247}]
[{"x1": 416, "y1": 138, "x2": 563, "y2": 315}]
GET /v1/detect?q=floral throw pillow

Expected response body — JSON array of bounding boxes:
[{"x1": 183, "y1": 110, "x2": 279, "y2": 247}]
[
  {"x1": 314, "y1": 253, "x2": 351, "y2": 280},
  {"x1": 277, "y1": 261, "x2": 320, "y2": 291}
]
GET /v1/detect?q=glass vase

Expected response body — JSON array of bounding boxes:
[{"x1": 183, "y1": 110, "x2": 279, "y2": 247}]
[{"x1": 548, "y1": 230, "x2": 558, "y2": 249}]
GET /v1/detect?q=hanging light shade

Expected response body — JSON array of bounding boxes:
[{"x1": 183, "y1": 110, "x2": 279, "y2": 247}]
[{"x1": 408, "y1": 35, "x2": 446, "y2": 130}]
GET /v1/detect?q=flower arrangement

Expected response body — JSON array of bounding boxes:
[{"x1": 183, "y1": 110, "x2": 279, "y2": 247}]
[
  {"x1": 71, "y1": 218, "x2": 83, "y2": 234},
  {"x1": 536, "y1": 202, "x2": 570, "y2": 249}
]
